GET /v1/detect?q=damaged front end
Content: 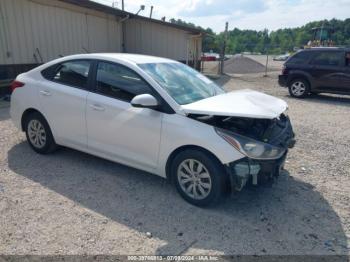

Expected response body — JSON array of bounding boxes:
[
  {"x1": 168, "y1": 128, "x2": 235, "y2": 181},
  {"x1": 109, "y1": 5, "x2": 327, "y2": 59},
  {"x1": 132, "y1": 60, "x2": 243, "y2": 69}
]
[{"x1": 189, "y1": 112, "x2": 295, "y2": 191}]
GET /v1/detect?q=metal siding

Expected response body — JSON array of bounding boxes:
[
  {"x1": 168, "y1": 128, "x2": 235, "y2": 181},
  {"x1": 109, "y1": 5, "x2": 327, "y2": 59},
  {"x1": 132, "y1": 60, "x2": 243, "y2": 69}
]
[
  {"x1": 1, "y1": 0, "x2": 15, "y2": 64},
  {"x1": 0, "y1": 0, "x2": 200, "y2": 66},
  {"x1": 125, "y1": 18, "x2": 192, "y2": 61},
  {"x1": 0, "y1": 1, "x2": 8, "y2": 63},
  {"x1": 20, "y1": 0, "x2": 36, "y2": 62},
  {"x1": 0, "y1": 0, "x2": 122, "y2": 65}
]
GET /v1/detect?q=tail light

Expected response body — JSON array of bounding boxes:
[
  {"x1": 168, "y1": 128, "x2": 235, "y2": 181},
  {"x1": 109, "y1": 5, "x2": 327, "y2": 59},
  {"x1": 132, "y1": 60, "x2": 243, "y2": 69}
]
[
  {"x1": 281, "y1": 65, "x2": 288, "y2": 75},
  {"x1": 10, "y1": 80, "x2": 25, "y2": 92}
]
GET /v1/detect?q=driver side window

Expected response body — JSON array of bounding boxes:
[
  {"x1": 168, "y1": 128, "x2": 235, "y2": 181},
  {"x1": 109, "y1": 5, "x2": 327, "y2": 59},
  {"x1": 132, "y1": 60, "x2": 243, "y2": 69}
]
[{"x1": 96, "y1": 62, "x2": 152, "y2": 102}]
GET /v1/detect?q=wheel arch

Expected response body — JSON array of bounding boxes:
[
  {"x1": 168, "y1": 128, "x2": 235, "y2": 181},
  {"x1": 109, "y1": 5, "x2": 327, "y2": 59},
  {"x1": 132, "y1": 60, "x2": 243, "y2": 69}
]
[
  {"x1": 21, "y1": 108, "x2": 46, "y2": 131},
  {"x1": 165, "y1": 145, "x2": 225, "y2": 182},
  {"x1": 287, "y1": 72, "x2": 312, "y2": 89}
]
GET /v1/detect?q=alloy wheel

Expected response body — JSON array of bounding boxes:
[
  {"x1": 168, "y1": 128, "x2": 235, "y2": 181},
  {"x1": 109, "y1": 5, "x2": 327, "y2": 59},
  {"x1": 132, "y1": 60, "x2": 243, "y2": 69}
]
[
  {"x1": 291, "y1": 81, "x2": 306, "y2": 96},
  {"x1": 177, "y1": 159, "x2": 212, "y2": 200},
  {"x1": 27, "y1": 119, "x2": 47, "y2": 149}
]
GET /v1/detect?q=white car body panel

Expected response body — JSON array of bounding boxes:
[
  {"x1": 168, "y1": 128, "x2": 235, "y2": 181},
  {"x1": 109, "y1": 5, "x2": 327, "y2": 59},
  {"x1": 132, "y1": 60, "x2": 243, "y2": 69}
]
[
  {"x1": 10, "y1": 73, "x2": 44, "y2": 130},
  {"x1": 10, "y1": 53, "x2": 288, "y2": 179},
  {"x1": 181, "y1": 89, "x2": 288, "y2": 119},
  {"x1": 86, "y1": 92, "x2": 162, "y2": 171},
  {"x1": 36, "y1": 78, "x2": 89, "y2": 148},
  {"x1": 157, "y1": 114, "x2": 245, "y2": 176}
]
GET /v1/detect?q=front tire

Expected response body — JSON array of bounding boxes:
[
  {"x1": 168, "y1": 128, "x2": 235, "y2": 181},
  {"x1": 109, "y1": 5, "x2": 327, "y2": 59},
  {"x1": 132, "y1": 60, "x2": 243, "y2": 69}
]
[
  {"x1": 24, "y1": 112, "x2": 57, "y2": 154},
  {"x1": 288, "y1": 78, "x2": 310, "y2": 98},
  {"x1": 171, "y1": 149, "x2": 226, "y2": 207}
]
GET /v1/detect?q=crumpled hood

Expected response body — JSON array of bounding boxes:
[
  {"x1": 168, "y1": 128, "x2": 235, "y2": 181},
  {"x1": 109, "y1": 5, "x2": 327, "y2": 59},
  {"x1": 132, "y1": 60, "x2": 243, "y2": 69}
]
[{"x1": 181, "y1": 89, "x2": 288, "y2": 119}]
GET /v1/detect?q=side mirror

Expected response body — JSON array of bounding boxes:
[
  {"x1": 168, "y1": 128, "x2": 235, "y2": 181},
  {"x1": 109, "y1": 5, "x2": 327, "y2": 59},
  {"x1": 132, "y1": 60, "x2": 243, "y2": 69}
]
[{"x1": 131, "y1": 94, "x2": 159, "y2": 109}]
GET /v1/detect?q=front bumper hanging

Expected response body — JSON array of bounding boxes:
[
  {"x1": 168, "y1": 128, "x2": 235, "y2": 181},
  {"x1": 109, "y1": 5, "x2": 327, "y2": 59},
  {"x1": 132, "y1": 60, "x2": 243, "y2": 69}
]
[
  {"x1": 226, "y1": 152, "x2": 288, "y2": 191},
  {"x1": 226, "y1": 114, "x2": 295, "y2": 191}
]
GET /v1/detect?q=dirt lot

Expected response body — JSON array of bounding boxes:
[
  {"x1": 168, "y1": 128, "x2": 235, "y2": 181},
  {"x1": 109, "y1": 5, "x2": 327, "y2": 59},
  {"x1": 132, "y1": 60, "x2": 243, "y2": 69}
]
[{"x1": 0, "y1": 73, "x2": 349, "y2": 256}]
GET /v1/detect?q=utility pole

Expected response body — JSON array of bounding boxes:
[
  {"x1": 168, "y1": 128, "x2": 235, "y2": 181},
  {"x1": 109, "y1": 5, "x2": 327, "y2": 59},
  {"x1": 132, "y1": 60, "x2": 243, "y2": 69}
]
[
  {"x1": 264, "y1": 46, "x2": 269, "y2": 77},
  {"x1": 219, "y1": 22, "x2": 228, "y2": 75},
  {"x1": 263, "y1": 29, "x2": 269, "y2": 77},
  {"x1": 150, "y1": 6, "x2": 153, "y2": 18},
  {"x1": 121, "y1": 0, "x2": 124, "y2": 10}
]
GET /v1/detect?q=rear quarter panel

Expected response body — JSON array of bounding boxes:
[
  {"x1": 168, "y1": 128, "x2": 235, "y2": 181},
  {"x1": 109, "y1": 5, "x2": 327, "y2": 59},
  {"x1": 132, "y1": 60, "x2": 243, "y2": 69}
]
[
  {"x1": 10, "y1": 72, "x2": 47, "y2": 131},
  {"x1": 286, "y1": 67, "x2": 315, "y2": 88}
]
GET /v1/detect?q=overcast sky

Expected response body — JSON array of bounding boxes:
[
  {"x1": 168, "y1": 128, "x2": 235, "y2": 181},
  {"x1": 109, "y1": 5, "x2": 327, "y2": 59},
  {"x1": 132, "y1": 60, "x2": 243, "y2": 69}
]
[{"x1": 95, "y1": 0, "x2": 350, "y2": 32}]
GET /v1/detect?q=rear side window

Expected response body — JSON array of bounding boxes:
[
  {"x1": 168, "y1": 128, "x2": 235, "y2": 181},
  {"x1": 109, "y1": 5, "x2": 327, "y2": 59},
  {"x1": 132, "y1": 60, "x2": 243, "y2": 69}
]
[
  {"x1": 310, "y1": 51, "x2": 344, "y2": 66},
  {"x1": 52, "y1": 60, "x2": 91, "y2": 89},
  {"x1": 96, "y1": 62, "x2": 152, "y2": 102},
  {"x1": 288, "y1": 51, "x2": 313, "y2": 64},
  {"x1": 41, "y1": 60, "x2": 91, "y2": 89}
]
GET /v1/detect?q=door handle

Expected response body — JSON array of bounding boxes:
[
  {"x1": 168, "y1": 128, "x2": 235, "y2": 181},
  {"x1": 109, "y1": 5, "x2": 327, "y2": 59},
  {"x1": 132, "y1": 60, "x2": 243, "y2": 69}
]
[
  {"x1": 90, "y1": 104, "x2": 105, "y2": 111},
  {"x1": 39, "y1": 90, "x2": 51, "y2": 96}
]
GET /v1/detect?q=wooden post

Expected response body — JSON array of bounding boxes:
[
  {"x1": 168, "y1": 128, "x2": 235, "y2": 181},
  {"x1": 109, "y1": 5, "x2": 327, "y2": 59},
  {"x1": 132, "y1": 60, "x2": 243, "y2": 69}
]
[
  {"x1": 264, "y1": 46, "x2": 269, "y2": 77},
  {"x1": 219, "y1": 22, "x2": 228, "y2": 75}
]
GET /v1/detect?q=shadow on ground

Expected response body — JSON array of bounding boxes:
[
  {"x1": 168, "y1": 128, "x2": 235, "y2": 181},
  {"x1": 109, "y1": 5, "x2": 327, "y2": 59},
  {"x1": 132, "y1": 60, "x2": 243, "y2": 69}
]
[
  {"x1": 213, "y1": 74, "x2": 232, "y2": 87},
  {"x1": 7, "y1": 142, "x2": 348, "y2": 256}
]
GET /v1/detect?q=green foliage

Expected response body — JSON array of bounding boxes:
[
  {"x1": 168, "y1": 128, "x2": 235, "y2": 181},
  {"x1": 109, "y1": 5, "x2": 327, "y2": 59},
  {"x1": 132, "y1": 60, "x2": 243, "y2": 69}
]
[{"x1": 169, "y1": 18, "x2": 350, "y2": 55}]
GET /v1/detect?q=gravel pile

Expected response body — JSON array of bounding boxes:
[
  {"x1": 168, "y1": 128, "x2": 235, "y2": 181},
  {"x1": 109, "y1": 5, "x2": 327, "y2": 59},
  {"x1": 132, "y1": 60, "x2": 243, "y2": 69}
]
[{"x1": 216, "y1": 55, "x2": 267, "y2": 74}]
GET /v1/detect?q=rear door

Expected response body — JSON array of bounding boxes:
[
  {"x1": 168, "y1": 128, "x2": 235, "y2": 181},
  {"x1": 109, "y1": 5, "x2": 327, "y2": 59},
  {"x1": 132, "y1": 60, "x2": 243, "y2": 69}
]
[
  {"x1": 38, "y1": 60, "x2": 92, "y2": 148},
  {"x1": 309, "y1": 51, "x2": 345, "y2": 92}
]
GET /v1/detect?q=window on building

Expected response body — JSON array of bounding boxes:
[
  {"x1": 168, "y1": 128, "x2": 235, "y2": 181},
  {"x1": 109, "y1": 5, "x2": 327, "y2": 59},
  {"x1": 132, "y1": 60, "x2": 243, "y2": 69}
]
[
  {"x1": 52, "y1": 60, "x2": 91, "y2": 89},
  {"x1": 310, "y1": 51, "x2": 344, "y2": 66},
  {"x1": 96, "y1": 62, "x2": 152, "y2": 102}
]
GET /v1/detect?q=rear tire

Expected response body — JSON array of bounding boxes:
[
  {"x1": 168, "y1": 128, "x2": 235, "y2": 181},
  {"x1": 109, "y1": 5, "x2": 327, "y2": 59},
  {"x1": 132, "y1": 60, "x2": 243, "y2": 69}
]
[
  {"x1": 24, "y1": 112, "x2": 57, "y2": 154},
  {"x1": 171, "y1": 149, "x2": 226, "y2": 207},
  {"x1": 288, "y1": 78, "x2": 310, "y2": 98}
]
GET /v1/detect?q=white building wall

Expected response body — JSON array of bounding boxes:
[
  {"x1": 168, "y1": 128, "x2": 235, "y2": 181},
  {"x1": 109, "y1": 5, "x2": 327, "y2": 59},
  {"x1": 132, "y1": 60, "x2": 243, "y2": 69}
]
[
  {"x1": 0, "y1": 0, "x2": 122, "y2": 65},
  {"x1": 125, "y1": 18, "x2": 199, "y2": 62}
]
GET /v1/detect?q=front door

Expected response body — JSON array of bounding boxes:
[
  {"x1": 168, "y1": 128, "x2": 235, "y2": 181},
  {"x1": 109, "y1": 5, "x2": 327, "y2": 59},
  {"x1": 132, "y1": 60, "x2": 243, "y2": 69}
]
[{"x1": 86, "y1": 61, "x2": 162, "y2": 171}]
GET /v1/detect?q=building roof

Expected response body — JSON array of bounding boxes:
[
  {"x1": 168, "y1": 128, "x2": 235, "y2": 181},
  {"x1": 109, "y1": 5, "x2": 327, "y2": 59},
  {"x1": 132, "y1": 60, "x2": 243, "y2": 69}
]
[{"x1": 59, "y1": 0, "x2": 203, "y2": 35}]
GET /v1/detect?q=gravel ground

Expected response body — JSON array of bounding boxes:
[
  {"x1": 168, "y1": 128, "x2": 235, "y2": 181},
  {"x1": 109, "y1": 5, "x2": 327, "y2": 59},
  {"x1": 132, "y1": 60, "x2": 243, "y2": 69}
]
[{"x1": 0, "y1": 73, "x2": 349, "y2": 256}]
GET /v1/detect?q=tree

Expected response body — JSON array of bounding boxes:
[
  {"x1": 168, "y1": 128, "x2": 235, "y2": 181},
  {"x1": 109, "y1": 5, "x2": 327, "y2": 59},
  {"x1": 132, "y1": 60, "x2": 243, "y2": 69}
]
[{"x1": 169, "y1": 18, "x2": 350, "y2": 55}]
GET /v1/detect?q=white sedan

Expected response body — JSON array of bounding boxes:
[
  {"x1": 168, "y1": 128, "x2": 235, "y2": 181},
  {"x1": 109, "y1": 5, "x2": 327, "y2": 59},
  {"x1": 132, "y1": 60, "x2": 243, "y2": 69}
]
[{"x1": 10, "y1": 54, "x2": 295, "y2": 206}]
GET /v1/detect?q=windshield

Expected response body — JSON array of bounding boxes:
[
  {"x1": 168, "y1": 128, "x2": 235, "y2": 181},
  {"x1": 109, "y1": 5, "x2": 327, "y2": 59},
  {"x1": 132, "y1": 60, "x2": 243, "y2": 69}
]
[{"x1": 138, "y1": 62, "x2": 225, "y2": 105}]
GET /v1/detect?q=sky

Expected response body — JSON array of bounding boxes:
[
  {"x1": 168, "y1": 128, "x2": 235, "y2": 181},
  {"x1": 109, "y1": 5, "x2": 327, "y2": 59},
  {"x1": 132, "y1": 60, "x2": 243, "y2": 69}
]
[{"x1": 95, "y1": 0, "x2": 350, "y2": 32}]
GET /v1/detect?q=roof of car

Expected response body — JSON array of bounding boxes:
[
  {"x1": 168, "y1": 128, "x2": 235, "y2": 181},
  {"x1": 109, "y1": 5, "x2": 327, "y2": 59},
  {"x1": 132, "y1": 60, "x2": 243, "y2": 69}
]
[
  {"x1": 59, "y1": 53, "x2": 177, "y2": 64},
  {"x1": 301, "y1": 47, "x2": 350, "y2": 52}
]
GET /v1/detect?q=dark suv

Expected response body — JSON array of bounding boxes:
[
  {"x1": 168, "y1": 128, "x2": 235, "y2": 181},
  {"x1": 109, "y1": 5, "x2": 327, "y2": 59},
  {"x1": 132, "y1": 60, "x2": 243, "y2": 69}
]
[{"x1": 278, "y1": 48, "x2": 350, "y2": 98}]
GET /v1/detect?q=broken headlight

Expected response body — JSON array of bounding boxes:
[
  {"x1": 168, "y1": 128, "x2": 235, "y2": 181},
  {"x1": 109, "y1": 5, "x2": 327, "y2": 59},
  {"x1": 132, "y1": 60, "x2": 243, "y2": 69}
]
[{"x1": 215, "y1": 128, "x2": 285, "y2": 160}]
